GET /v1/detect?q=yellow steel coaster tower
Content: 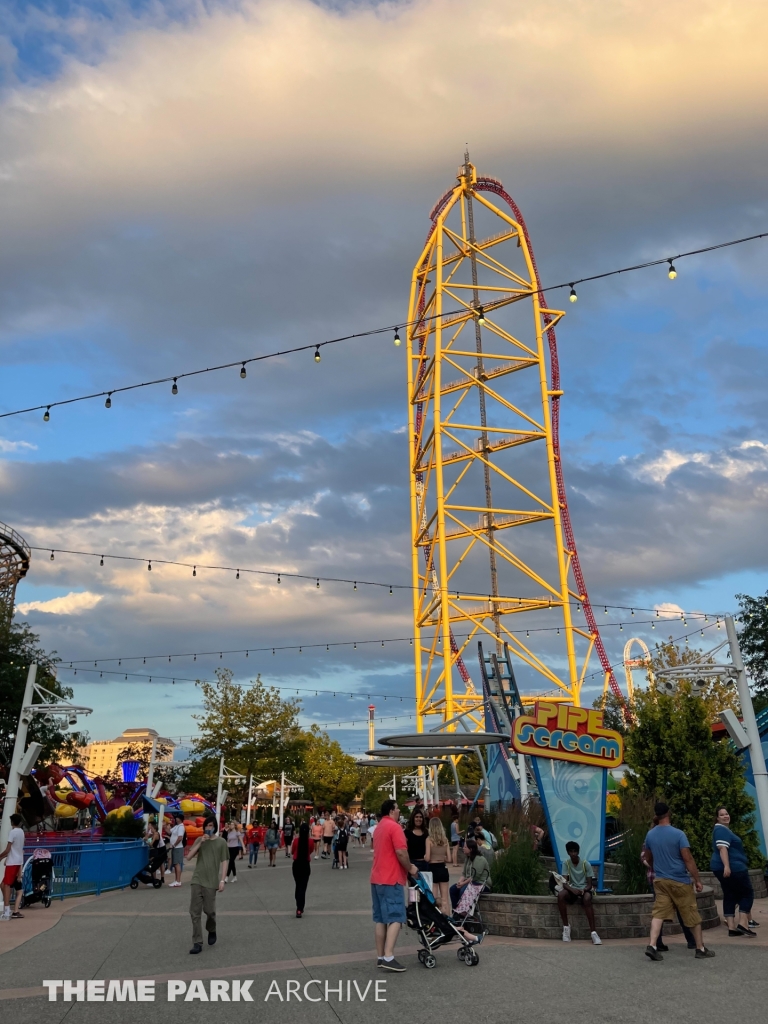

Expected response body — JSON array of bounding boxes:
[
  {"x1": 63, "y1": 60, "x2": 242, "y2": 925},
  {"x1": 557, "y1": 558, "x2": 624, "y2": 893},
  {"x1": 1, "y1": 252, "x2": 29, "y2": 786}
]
[{"x1": 406, "y1": 157, "x2": 617, "y2": 732}]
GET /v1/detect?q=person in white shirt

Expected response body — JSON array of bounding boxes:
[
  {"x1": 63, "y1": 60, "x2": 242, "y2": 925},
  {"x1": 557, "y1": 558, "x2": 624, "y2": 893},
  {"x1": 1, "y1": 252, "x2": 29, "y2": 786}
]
[
  {"x1": 1, "y1": 814, "x2": 26, "y2": 919},
  {"x1": 169, "y1": 813, "x2": 187, "y2": 887}
]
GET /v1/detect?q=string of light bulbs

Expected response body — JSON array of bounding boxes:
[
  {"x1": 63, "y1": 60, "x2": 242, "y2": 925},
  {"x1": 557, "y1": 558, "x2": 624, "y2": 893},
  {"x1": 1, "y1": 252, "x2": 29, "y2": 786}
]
[
  {"x1": 3, "y1": 229, "x2": 765, "y2": 423},
  {"x1": 59, "y1": 612, "x2": 733, "y2": 671},
  {"x1": 34, "y1": 543, "x2": 730, "y2": 621}
]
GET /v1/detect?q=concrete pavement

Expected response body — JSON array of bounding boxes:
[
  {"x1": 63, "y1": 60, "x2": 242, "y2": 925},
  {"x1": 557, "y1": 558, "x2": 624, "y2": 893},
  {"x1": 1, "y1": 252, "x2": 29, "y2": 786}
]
[{"x1": 1, "y1": 841, "x2": 766, "y2": 1024}]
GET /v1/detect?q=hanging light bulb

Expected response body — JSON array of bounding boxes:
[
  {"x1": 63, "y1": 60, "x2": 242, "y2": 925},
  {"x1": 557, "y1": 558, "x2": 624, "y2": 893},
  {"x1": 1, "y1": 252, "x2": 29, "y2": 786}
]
[
  {"x1": 619, "y1": 623, "x2": 623, "y2": 631},
  {"x1": 192, "y1": 566, "x2": 196, "y2": 577},
  {"x1": 50, "y1": 550, "x2": 55, "y2": 561},
  {"x1": 394, "y1": 328, "x2": 402, "y2": 347},
  {"x1": 316, "y1": 578, "x2": 320, "y2": 589},
  {"x1": 240, "y1": 363, "x2": 247, "y2": 379},
  {"x1": 171, "y1": 378, "x2": 178, "y2": 395},
  {"x1": 667, "y1": 259, "x2": 677, "y2": 280},
  {"x1": 236, "y1": 570, "x2": 240, "y2": 580},
  {"x1": 353, "y1": 581, "x2": 357, "y2": 591},
  {"x1": 389, "y1": 585, "x2": 393, "y2": 595},
  {"x1": 314, "y1": 347, "x2": 321, "y2": 363},
  {"x1": 44, "y1": 407, "x2": 51, "y2": 422},
  {"x1": 569, "y1": 284, "x2": 578, "y2": 303},
  {"x1": 476, "y1": 306, "x2": 486, "y2": 325},
  {"x1": 148, "y1": 561, "x2": 152, "y2": 571},
  {"x1": 105, "y1": 393, "x2": 112, "y2": 409},
  {"x1": 604, "y1": 606, "x2": 608, "y2": 615},
  {"x1": 99, "y1": 555, "x2": 104, "y2": 566},
  {"x1": 277, "y1": 573, "x2": 281, "y2": 584},
  {"x1": 526, "y1": 629, "x2": 529, "y2": 637},
  {"x1": 651, "y1": 620, "x2": 655, "y2": 630},
  {"x1": 631, "y1": 608, "x2": 635, "y2": 616}
]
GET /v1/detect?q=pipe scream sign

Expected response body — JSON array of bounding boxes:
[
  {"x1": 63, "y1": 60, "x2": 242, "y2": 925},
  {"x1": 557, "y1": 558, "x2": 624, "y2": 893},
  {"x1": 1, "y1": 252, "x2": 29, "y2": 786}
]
[{"x1": 511, "y1": 701, "x2": 623, "y2": 768}]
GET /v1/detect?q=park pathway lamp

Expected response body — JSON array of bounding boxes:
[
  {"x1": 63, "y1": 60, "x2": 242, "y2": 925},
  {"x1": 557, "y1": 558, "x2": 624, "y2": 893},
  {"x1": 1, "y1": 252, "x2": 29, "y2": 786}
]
[
  {"x1": 276, "y1": 772, "x2": 304, "y2": 828},
  {"x1": 0, "y1": 663, "x2": 92, "y2": 854},
  {"x1": 215, "y1": 757, "x2": 247, "y2": 824},
  {"x1": 653, "y1": 615, "x2": 768, "y2": 850}
]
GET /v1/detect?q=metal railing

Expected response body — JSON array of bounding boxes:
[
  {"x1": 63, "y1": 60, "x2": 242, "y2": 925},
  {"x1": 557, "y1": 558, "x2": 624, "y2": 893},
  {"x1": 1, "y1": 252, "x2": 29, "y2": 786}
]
[{"x1": 22, "y1": 837, "x2": 148, "y2": 899}]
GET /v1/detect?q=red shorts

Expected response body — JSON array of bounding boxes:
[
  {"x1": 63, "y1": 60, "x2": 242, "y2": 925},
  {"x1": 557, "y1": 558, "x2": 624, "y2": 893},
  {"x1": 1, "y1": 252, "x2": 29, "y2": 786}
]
[{"x1": 3, "y1": 864, "x2": 20, "y2": 887}]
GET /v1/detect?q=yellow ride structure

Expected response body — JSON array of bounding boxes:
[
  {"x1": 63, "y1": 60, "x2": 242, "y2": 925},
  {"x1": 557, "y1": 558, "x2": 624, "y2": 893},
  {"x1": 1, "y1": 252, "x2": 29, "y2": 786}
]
[{"x1": 406, "y1": 157, "x2": 621, "y2": 734}]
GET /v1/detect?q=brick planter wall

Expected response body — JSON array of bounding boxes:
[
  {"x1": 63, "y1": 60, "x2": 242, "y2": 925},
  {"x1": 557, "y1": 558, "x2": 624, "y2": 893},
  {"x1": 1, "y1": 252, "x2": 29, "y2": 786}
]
[
  {"x1": 479, "y1": 887, "x2": 720, "y2": 940},
  {"x1": 698, "y1": 868, "x2": 767, "y2": 900}
]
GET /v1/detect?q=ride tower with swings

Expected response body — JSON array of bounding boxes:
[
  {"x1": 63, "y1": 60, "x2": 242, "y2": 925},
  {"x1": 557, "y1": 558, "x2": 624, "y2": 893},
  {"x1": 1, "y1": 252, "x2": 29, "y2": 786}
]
[{"x1": 405, "y1": 156, "x2": 623, "y2": 735}]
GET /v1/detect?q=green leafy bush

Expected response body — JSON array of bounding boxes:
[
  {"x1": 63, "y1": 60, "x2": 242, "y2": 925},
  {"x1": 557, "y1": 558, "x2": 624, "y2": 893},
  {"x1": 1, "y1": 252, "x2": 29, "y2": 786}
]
[
  {"x1": 102, "y1": 813, "x2": 145, "y2": 838},
  {"x1": 489, "y1": 802, "x2": 544, "y2": 896}
]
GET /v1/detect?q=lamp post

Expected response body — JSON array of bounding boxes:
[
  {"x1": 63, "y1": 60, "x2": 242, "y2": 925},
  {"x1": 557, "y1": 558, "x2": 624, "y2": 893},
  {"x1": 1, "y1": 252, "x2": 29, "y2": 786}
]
[
  {"x1": 215, "y1": 757, "x2": 246, "y2": 825},
  {"x1": 0, "y1": 664, "x2": 92, "y2": 858}
]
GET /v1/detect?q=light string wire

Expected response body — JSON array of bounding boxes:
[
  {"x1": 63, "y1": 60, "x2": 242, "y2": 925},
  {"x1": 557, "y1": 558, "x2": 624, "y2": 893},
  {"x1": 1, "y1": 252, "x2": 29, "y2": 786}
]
[
  {"x1": 2, "y1": 229, "x2": 765, "y2": 422},
  {"x1": 32, "y1": 543, "x2": 731, "y2": 618},
  {"x1": 58, "y1": 613, "x2": 731, "y2": 669}
]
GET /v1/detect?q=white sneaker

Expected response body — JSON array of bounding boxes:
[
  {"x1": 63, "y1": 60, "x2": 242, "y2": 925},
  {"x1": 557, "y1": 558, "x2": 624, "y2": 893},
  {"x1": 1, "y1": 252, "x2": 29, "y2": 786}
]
[
  {"x1": 591, "y1": 931, "x2": 602, "y2": 945},
  {"x1": 169, "y1": 881, "x2": 181, "y2": 888},
  {"x1": 562, "y1": 925, "x2": 571, "y2": 942},
  {"x1": 232, "y1": 876, "x2": 237, "y2": 883},
  {"x1": 224, "y1": 878, "x2": 229, "y2": 883}
]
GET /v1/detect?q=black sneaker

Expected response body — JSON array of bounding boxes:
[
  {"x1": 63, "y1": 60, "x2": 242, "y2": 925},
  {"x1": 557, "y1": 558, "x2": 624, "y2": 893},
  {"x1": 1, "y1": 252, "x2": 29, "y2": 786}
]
[
  {"x1": 656, "y1": 941, "x2": 669, "y2": 952},
  {"x1": 736, "y1": 926, "x2": 757, "y2": 937},
  {"x1": 645, "y1": 945, "x2": 663, "y2": 961},
  {"x1": 379, "y1": 958, "x2": 406, "y2": 972},
  {"x1": 208, "y1": 932, "x2": 217, "y2": 945},
  {"x1": 377, "y1": 957, "x2": 385, "y2": 968},
  {"x1": 748, "y1": 919, "x2": 759, "y2": 927},
  {"x1": 189, "y1": 943, "x2": 203, "y2": 955},
  {"x1": 695, "y1": 947, "x2": 716, "y2": 959}
]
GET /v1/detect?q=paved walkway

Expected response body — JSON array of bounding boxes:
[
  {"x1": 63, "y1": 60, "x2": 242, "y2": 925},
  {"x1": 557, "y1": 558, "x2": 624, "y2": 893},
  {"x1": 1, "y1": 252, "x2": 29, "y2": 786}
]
[{"x1": 1, "y1": 843, "x2": 766, "y2": 1023}]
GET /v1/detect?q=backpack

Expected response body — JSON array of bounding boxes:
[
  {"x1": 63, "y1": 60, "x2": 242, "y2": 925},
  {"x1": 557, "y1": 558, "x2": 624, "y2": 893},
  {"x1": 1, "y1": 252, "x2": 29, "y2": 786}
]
[{"x1": 181, "y1": 827, "x2": 188, "y2": 847}]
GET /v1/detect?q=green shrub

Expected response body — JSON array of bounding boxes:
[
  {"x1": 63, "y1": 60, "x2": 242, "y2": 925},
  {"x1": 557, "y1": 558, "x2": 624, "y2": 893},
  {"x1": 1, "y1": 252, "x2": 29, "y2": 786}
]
[
  {"x1": 488, "y1": 801, "x2": 545, "y2": 896},
  {"x1": 613, "y1": 792, "x2": 654, "y2": 895},
  {"x1": 102, "y1": 812, "x2": 145, "y2": 838}
]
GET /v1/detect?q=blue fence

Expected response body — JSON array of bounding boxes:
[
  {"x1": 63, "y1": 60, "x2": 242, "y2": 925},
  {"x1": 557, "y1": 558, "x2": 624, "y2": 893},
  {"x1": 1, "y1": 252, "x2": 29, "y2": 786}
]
[{"x1": 23, "y1": 839, "x2": 148, "y2": 900}]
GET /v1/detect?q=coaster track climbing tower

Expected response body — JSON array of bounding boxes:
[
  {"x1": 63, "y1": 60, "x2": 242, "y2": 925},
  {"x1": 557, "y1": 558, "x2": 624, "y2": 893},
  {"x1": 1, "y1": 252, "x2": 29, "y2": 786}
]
[{"x1": 407, "y1": 157, "x2": 623, "y2": 732}]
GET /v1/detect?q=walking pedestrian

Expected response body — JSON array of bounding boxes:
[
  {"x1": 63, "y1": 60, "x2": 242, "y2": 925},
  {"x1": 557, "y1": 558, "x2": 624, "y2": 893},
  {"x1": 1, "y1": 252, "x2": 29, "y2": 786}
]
[
  {"x1": 265, "y1": 819, "x2": 280, "y2": 866},
  {"x1": 291, "y1": 822, "x2": 314, "y2": 917},
  {"x1": 1, "y1": 814, "x2": 25, "y2": 919},
  {"x1": 425, "y1": 816, "x2": 451, "y2": 911},
  {"x1": 187, "y1": 815, "x2": 228, "y2": 954},
  {"x1": 224, "y1": 821, "x2": 245, "y2": 882},
  {"x1": 322, "y1": 815, "x2": 335, "y2": 859},
  {"x1": 643, "y1": 801, "x2": 715, "y2": 961},
  {"x1": 246, "y1": 823, "x2": 260, "y2": 868},
  {"x1": 282, "y1": 816, "x2": 295, "y2": 857},
  {"x1": 359, "y1": 813, "x2": 369, "y2": 847},
  {"x1": 642, "y1": 819, "x2": 696, "y2": 950},
  {"x1": 711, "y1": 806, "x2": 756, "y2": 936},
  {"x1": 370, "y1": 799, "x2": 417, "y2": 972},
  {"x1": 449, "y1": 813, "x2": 463, "y2": 866},
  {"x1": 311, "y1": 818, "x2": 324, "y2": 859},
  {"x1": 168, "y1": 812, "x2": 186, "y2": 887},
  {"x1": 336, "y1": 818, "x2": 350, "y2": 869}
]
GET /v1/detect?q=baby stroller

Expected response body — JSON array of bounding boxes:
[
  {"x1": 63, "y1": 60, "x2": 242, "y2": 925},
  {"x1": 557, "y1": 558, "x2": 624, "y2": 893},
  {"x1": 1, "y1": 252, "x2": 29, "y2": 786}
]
[
  {"x1": 406, "y1": 872, "x2": 483, "y2": 969},
  {"x1": 130, "y1": 846, "x2": 166, "y2": 889},
  {"x1": 453, "y1": 880, "x2": 487, "y2": 936},
  {"x1": 20, "y1": 849, "x2": 54, "y2": 909}
]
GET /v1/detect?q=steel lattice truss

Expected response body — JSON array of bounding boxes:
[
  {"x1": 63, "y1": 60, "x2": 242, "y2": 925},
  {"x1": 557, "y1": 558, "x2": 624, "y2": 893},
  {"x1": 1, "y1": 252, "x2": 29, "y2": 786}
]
[
  {"x1": 406, "y1": 159, "x2": 622, "y2": 730},
  {"x1": 0, "y1": 521, "x2": 30, "y2": 630}
]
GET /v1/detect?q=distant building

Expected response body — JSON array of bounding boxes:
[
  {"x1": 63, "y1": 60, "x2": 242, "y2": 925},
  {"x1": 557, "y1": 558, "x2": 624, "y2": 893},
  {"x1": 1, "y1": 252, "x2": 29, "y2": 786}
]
[{"x1": 79, "y1": 727, "x2": 175, "y2": 776}]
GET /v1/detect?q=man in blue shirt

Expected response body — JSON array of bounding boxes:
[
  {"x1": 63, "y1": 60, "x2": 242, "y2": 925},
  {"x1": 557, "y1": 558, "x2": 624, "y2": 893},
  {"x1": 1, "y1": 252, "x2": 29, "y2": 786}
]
[{"x1": 643, "y1": 801, "x2": 715, "y2": 961}]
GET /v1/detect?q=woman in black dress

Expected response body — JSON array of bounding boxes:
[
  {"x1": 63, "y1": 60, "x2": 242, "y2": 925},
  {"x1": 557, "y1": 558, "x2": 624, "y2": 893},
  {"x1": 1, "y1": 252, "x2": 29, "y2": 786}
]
[
  {"x1": 405, "y1": 808, "x2": 429, "y2": 873},
  {"x1": 291, "y1": 822, "x2": 313, "y2": 917}
]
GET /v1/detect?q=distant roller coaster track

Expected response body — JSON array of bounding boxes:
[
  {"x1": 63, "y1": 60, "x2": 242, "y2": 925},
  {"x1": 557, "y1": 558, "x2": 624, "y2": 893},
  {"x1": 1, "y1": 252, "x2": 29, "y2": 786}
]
[{"x1": 0, "y1": 521, "x2": 31, "y2": 629}]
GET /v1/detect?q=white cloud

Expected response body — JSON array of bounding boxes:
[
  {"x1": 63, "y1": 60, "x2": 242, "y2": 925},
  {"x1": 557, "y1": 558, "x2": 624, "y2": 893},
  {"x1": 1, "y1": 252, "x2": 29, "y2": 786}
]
[
  {"x1": 16, "y1": 590, "x2": 103, "y2": 615},
  {"x1": 0, "y1": 438, "x2": 36, "y2": 452}
]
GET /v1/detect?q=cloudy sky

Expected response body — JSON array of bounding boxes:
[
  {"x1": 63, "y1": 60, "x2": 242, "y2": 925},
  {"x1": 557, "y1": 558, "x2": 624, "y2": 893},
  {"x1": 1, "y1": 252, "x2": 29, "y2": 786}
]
[{"x1": 2, "y1": 0, "x2": 767, "y2": 754}]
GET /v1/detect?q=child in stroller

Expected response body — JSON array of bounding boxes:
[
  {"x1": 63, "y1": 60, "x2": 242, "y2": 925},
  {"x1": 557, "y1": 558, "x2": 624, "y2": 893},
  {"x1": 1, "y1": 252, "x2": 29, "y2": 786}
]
[
  {"x1": 130, "y1": 846, "x2": 167, "y2": 889},
  {"x1": 406, "y1": 872, "x2": 485, "y2": 969},
  {"x1": 20, "y1": 849, "x2": 54, "y2": 910}
]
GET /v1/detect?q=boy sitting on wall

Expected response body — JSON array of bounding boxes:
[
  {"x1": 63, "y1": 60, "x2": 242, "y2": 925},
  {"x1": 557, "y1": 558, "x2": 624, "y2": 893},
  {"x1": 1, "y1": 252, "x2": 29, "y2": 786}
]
[{"x1": 557, "y1": 841, "x2": 602, "y2": 945}]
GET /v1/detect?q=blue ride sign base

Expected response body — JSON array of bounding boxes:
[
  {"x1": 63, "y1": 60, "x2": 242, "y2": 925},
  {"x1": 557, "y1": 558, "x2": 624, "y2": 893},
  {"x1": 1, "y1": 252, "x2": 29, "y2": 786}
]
[{"x1": 512, "y1": 701, "x2": 624, "y2": 889}]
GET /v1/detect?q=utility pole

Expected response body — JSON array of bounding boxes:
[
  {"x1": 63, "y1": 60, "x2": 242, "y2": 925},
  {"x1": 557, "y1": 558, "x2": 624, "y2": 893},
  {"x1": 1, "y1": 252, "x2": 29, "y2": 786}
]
[
  {"x1": 726, "y1": 615, "x2": 768, "y2": 849},
  {"x1": 278, "y1": 771, "x2": 285, "y2": 828},
  {"x1": 215, "y1": 755, "x2": 225, "y2": 824}
]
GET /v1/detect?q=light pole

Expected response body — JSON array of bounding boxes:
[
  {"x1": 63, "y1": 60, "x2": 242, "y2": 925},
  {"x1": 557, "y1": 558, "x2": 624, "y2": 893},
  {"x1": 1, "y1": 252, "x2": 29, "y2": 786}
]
[
  {"x1": 215, "y1": 757, "x2": 246, "y2": 825},
  {"x1": 0, "y1": 664, "x2": 92, "y2": 857},
  {"x1": 277, "y1": 771, "x2": 304, "y2": 827}
]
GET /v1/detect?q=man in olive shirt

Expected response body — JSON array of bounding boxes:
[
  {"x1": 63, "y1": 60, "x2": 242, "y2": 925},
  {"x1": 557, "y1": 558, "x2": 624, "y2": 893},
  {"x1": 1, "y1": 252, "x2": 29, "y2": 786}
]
[{"x1": 188, "y1": 815, "x2": 229, "y2": 954}]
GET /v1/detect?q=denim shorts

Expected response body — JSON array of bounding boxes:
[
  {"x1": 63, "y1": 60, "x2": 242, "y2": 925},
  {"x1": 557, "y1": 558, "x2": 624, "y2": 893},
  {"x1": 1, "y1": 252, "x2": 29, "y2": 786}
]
[{"x1": 371, "y1": 883, "x2": 406, "y2": 924}]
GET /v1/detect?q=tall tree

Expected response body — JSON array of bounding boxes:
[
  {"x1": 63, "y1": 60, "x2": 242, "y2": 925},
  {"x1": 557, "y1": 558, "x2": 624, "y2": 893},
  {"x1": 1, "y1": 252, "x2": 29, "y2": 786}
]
[
  {"x1": 736, "y1": 591, "x2": 768, "y2": 711},
  {"x1": 0, "y1": 620, "x2": 90, "y2": 768},
  {"x1": 299, "y1": 726, "x2": 359, "y2": 809},
  {"x1": 623, "y1": 685, "x2": 760, "y2": 866},
  {"x1": 183, "y1": 668, "x2": 303, "y2": 798}
]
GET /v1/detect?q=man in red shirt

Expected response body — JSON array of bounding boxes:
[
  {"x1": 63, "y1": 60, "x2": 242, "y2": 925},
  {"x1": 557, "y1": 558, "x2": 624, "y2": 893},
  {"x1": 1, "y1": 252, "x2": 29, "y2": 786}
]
[{"x1": 370, "y1": 799, "x2": 417, "y2": 972}]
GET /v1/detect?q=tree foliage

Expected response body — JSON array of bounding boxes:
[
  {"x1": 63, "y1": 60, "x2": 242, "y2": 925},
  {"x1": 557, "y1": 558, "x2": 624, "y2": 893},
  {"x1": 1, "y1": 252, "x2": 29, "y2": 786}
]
[
  {"x1": 0, "y1": 621, "x2": 90, "y2": 768},
  {"x1": 736, "y1": 591, "x2": 768, "y2": 710},
  {"x1": 623, "y1": 685, "x2": 761, "y2": 867},
  {"x1": 182, "y1": 668, "x2": 337, "y2": 807},
  {"x1": 299, "y1": 726, "x2": 359, "y2": 809}
]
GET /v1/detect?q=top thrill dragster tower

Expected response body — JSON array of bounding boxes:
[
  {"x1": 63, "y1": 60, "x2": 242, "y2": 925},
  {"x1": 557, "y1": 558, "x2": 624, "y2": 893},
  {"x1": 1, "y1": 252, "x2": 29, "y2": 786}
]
[{"x1": 406, "y1": 157, "x2": 623, "y2": 732}]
